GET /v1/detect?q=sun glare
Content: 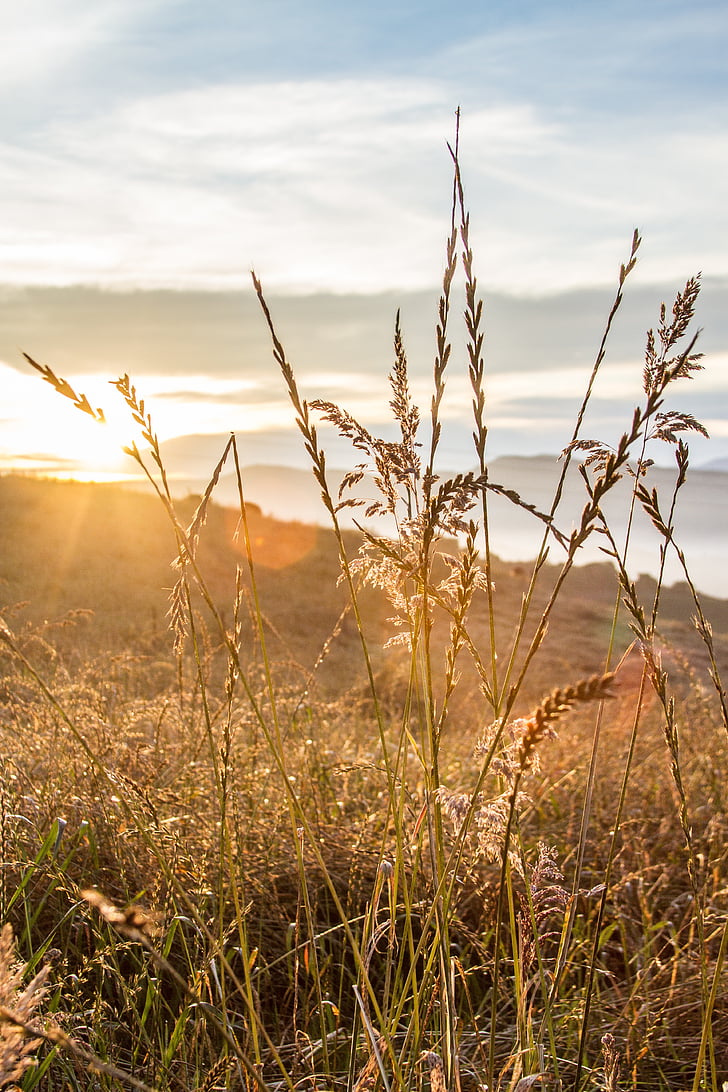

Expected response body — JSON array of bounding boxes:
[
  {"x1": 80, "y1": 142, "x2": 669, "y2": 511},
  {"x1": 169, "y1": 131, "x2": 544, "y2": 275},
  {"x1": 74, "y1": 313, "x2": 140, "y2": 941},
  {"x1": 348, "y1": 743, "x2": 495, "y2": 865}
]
[
  {"x1": 42, "y1": 377, "x2": 143, "y2": 479},
  {"x1": 1, "y1": 363, "x2": 144, "y2": 482},
  {"x1": 64, "y1": 411, "x2": 139, "y2": 478}
]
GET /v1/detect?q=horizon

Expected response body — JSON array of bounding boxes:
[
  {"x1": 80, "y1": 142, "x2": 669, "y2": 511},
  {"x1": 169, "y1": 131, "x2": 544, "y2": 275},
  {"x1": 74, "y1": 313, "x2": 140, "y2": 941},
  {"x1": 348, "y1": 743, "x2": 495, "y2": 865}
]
[{"x1": 3, "y1": 451, "x2": 728, "y2": 599}]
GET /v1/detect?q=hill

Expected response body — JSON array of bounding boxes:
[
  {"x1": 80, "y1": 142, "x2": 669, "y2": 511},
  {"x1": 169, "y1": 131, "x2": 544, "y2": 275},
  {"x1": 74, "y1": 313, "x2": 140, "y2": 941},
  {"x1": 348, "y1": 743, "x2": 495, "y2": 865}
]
[
  {"x1": 1, "y1": 474, "x2": 726, "y2": 704},
  {"x1": 1, "y1": 476, "x2": 727, "y2": 1089},
  {"x1": 152, "y1": 445, "x2": 728, "y2": 597}
]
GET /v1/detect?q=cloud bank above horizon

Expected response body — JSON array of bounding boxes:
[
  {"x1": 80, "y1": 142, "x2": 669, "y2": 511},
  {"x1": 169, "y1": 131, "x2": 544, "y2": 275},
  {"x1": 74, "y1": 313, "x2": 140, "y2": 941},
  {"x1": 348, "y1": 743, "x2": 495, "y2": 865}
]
[{"x1": 3, "y1": 0, "x2": 727, "y2": 295}]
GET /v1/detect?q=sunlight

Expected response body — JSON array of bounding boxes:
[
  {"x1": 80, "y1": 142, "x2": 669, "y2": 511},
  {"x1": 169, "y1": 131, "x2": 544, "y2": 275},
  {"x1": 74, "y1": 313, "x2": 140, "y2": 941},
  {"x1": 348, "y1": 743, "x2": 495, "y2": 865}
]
[
  {"x1": 64, "y1": 409, "x2": 138, "y2": 477},
  {"x1": 1, "y1": 362, "x2": 140, "y2": 480}
]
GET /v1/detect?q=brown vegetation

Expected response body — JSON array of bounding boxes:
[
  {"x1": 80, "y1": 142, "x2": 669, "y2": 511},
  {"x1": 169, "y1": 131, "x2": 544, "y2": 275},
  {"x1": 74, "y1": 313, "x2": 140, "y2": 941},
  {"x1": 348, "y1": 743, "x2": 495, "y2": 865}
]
[{"x1": 1, "y1": 139, "x2": 727, "y2": 1092}]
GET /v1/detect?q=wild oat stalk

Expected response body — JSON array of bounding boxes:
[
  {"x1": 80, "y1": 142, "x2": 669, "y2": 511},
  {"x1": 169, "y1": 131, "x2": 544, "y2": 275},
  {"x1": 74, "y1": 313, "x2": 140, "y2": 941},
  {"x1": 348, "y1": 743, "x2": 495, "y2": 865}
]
[
  {"x1": 21, "y1": 345, "x2": 404, "y2": 1087},
  {"x1": 424, "y1": 111, "x2": 459, "y2": 507},
  {"x1": 449, "y1": 139, "x2": 499, "y2": 716},
  {"x1": 442, "y1": 674, "x2": 615, "y2": 1088},
  {"x1": 252, "y1": 271, "x2": 414, "y2": 1088},
  {"x1": 494, "y1": 229, "x2": 641, "y2": 733}
]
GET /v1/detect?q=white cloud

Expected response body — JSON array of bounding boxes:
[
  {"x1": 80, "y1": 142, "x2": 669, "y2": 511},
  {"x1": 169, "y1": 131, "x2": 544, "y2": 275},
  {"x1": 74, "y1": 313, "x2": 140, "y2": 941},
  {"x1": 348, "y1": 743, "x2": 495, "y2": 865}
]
[
  {"x1": 2, "y1": 70, "x2": 724, "y2": 295},
  {"x1": 0, "y1": 81, "x2": 520, "y2": 289},
  {"x1": 2, "y1": 2, "x2": 725, "y2": 489},
  {"x1": 0, "y1": 0, "x2": 171, "y2": 93},
  {"x1": 2, "y1": 1, "x2": 727, "y2": 297}
]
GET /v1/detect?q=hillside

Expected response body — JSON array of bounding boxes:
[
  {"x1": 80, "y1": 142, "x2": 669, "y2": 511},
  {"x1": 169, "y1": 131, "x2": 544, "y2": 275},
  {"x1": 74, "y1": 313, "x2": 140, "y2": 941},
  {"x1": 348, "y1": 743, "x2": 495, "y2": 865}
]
[
  {"x1": 2, "y1": 475, "x2": 728, "y2": 1089},
  {"x1": 1, "y1": 474, "x2": 726, "y2": 705},
  {"x1": 153, "y1": 446, "x2": 728, "y2": 598}
]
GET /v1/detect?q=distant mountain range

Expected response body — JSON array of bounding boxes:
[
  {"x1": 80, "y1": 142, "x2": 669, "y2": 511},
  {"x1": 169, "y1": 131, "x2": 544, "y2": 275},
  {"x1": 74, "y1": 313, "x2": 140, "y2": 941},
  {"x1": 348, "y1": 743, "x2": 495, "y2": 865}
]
[
  {"x1": 9, "y1": 432, "x2": 721, "y2": 594},
  {"x1": 145, "y1": 436, "x2": 728, "y2": 598}
]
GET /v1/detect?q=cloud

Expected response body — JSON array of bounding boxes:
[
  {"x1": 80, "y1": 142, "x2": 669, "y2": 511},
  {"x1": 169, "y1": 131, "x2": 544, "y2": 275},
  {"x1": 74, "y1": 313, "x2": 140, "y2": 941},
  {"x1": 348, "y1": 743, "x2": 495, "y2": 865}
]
[
  {"x1": 3, "y1": 1, "x2": 727, "y2": 486},
  {"x1": 4, "y1": 47, "x2": 726, "y2": 294},
  {"x1": 4, "y1": 280, "x2": 725, "y2": 393},
  {"x1": 1, "y1": 0, "x2": 178, "y2": 102},
  {"x1": 2, "y1": 2, "x2": 117, "y2": 90},
  {"x1": 4, "y1": 80, "x2": 548, "y2": 291}
]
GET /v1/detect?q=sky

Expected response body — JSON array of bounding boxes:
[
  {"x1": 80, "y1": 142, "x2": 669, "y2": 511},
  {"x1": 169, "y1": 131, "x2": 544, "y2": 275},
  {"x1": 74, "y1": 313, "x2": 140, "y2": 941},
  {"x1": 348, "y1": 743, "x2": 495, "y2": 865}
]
[{"x1": 2, "y1": 0, "x2": 728, "y2": 486}]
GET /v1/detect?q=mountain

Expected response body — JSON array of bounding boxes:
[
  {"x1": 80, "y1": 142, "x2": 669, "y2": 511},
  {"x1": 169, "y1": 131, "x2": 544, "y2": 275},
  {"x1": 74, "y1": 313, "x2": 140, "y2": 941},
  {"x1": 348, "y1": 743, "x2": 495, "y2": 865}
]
[
  {"x1": 152, "y1": 437, "x2": 728, "y2": 597},
  {"x1": 2, "y1": 475, "x2": 726, "y2": 705}
]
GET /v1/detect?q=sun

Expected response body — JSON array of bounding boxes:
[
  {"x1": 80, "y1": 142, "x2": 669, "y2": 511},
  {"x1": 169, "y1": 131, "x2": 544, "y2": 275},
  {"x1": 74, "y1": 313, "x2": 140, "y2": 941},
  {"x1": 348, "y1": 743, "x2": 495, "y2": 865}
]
[
  {"x1": 18, "y1": 369, "x2": 144, "y2": 482},
  {"x1": 65, "y1": 407, "x2": 140, "y2": 480}
]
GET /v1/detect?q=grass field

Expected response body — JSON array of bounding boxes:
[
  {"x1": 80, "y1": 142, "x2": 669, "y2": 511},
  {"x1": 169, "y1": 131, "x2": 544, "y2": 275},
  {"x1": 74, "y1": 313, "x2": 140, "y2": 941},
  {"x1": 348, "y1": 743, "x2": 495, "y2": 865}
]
[{"x1": 1, "y1": 151, "x2": 727, "y2": 1092}]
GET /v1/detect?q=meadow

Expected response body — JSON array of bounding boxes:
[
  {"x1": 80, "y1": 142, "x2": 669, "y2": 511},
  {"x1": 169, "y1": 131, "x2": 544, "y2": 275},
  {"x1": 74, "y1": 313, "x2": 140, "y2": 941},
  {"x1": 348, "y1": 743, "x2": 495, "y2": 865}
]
[{"x1": 1, "y1": 149, "x2": 727, "y2": 1092}]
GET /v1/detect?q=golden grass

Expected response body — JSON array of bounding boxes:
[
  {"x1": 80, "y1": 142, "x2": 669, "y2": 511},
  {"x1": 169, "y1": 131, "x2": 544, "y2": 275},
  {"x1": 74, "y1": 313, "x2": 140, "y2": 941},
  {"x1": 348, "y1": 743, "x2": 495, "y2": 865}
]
[{"x1": 1, "y1": 134, "x2": 727, "y2": 1092}]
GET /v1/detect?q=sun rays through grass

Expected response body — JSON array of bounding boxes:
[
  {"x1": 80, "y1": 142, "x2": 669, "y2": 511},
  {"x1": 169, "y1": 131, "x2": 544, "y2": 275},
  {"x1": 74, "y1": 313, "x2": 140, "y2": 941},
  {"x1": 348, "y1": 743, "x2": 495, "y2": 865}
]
[{"x1": 1, "y1": 130, "x2": 727, "y2": 1092}]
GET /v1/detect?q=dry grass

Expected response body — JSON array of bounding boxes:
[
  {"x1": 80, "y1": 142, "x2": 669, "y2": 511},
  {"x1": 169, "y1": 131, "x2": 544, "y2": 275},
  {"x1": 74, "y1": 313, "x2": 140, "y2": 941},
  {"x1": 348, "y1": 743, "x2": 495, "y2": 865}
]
[{"x1": 1, "y1": 134, "x2": 727, "y2": 1092}]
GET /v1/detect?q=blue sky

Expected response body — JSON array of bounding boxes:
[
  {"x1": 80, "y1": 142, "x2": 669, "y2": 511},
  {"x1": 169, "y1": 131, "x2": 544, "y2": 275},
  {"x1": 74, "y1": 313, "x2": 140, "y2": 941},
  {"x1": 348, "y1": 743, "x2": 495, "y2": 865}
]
[{"x1": 2, "y1": 0, "x2": 727, "y2": 478}]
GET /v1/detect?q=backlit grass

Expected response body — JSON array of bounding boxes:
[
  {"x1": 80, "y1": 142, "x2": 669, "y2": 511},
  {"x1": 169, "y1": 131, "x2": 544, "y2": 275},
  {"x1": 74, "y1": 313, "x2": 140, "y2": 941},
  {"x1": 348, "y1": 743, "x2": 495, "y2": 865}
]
[{"x1": 1, "y1": 136, "x2": 727, "y2": 1092}]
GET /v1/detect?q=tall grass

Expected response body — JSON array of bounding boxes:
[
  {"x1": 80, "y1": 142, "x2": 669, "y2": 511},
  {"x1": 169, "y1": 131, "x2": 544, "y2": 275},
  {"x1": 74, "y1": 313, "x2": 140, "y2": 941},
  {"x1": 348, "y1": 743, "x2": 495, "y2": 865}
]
[{"x1": 1, "y1": 135, "x2": 727, "y2": 1091}]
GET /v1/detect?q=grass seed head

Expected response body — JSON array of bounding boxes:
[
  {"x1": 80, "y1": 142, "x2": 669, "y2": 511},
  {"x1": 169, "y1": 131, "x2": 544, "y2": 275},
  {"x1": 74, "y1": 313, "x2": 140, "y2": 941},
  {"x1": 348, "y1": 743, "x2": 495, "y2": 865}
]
[{"x1": 0, "y1": 924, "x2": 49, "y2": 1088}]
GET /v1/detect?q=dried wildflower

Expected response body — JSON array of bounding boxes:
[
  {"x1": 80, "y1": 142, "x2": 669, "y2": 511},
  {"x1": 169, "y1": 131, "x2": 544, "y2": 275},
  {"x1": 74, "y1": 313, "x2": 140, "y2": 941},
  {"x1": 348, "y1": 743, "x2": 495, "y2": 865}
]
[
  {"x1": 313, "y1": 311, "x2": 422, "y2": 522},
  {"x1": 518, "y1": 674, "x2": 615, "y2": 773},
  {"x1": 0, "y1": 924, "x2": 49, "y2": 1088},
  {"x1": 475, "y1": 791, "x2": 523, "y2": 875},
  {"x1": 643, "y1": 275, "x2": 703, "y2": 396},
  {"x1": 426, "y1": 472, "x2": 487, "y2": 538},
  {"x1": 529, "y1": 843, "x2": 569, "y2": 927},
  {"x1": 475, "y1": 717, "x2": 542, "y2": 784},
  {"x1": 649, "y1": 410, "x2": 708, "y2": 444},
  {"x1": 23, "y1": 353, "x2": 106, "y2": 423},
  {"x1": 437, "y1": 787, "x2": 472, "y2": 833},
  {"x1": 450, "y1": 677, "x2": 615, "y2": 880},
  {"x1": 568, "y1": 278, "x2": 704, "y2": 481},
  {"x1": 474, "y1": 716, "x2": 506, "y2": 763},
  {"x1": 195, "y1": 1054, "x2": 233, "y2": 1092},
  {"x1": 437, "y1": 783, "x2": 523, "y2": 873},
  {"x1": 390, "y1": 311, "x2": 421, "y2": 475}
]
